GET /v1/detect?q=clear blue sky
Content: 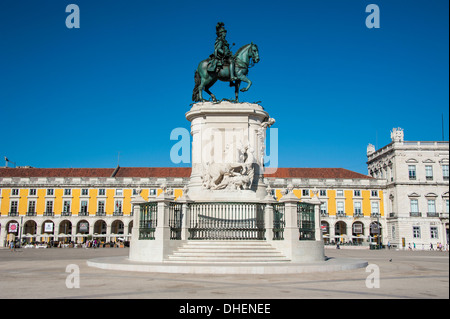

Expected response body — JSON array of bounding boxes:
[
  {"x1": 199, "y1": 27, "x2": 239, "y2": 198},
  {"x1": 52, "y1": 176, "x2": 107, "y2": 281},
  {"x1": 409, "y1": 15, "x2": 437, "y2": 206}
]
[{"x1": 0, "y1": 0, "x2": 448, "y2": 175}]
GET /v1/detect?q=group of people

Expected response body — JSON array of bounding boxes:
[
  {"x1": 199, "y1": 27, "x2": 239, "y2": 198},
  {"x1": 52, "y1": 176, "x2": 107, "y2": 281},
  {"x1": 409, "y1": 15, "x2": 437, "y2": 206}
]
[
  {"x1": 406, "y1": 242, "x2": 448, "y2": 251},
  {"x1": 7, "y1": 239, "x2": 127, "y2": 250}
]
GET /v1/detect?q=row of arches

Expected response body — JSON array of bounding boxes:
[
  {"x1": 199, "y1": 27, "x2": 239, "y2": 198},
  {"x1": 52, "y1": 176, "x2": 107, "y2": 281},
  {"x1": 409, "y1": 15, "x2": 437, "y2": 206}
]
[
  {"x1": 1, "y1": 219, "x2": 133, "y2": 245},
  {"x1": 321, "y1": 220, "x2": 382, "y2": 244}
]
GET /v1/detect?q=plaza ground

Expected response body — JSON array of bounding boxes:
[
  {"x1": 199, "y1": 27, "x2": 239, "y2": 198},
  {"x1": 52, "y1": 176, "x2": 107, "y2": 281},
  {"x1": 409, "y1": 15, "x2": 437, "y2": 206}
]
[{"x1": 0, "y1": 247, "x2": 448, "y2": 299}]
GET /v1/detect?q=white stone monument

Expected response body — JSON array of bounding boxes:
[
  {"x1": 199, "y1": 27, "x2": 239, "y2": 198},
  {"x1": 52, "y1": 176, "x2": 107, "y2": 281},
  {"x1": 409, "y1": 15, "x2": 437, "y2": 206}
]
[{"x1": 186, "y1": 101, "x2": 275, "y2": 201}]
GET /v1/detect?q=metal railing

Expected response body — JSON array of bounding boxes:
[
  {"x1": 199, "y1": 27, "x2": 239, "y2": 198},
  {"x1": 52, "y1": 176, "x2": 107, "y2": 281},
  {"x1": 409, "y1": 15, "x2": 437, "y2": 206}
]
[
  {"x1": 169, "y1": 202, "x2": 182, "y2": 240},
  {"x1": 273, "y1": 203, "x2": 285, "y2": 240},
  {"x1": 139, "y1": 202, "x2": 158, "y2": 240},
  {"x1": 188, "y1": 202, "x2": 265, "y2": 240},
  {"x1": 297, "y1": 202, "x2": 315, "y2": 240}
]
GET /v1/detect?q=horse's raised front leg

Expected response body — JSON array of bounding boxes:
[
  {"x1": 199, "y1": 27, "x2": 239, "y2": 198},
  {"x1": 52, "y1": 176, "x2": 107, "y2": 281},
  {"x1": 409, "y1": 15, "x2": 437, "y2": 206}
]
[{"x1": 238, "y1": 74, "x2": 252, "y2": 92}]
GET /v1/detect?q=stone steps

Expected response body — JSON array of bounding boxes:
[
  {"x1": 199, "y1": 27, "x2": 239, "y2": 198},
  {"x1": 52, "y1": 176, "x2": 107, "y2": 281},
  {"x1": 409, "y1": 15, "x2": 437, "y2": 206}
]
[{"x1": 166, "y1": 241, "x2": 291, "y2": 263}]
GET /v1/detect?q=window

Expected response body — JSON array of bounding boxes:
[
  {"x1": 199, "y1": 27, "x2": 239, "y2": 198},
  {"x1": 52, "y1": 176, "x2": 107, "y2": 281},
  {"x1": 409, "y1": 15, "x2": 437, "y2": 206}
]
[
  {"x1": 354, "y1": 190, "x2": 361, "y2": 197},
  {"x1": 413, "y1": 226, "x2": 421, "y2": 238},
  {"x1": 47, "y1": 189, "x2": 54, "y2": 196},
  {"x1": 115, "y1": 189, "x2": 123, "y2": 196},
  {"x1": 320, "y1": 202, "x2": 327, "y2": 216},
  {"x1": 115, "y1": 200, "x2": 122, "y2": 213},
  {"x1": 410, "y1": 199, "x2": 419, "y2": 213},
  {"x1": 425, "y1": 165, "x2": 433, "y2": 180},
  {"x1": 63, "y1": 200, "x2": 71, "y2": 213},
  {"x1": 302, "y1": 189, "x2": 309, "y2": 197},
  {"x1": 80, "y1": 200, "x2": 88, "y2": 213},
  {"x1": 430, "y1": 227, "x2": 438, "y2": 239},
  {"x1": 337, "y1": 201, "x2": 345, "y2": 216},
  {"x1": 408, "y1": 165, "x2": 416, "y2": 180},
  {"x1": 371, "y1": 190, "x2": 378, "y2": 197},
  {"x1": 427, "y1": 200, "x2": 436, "y2": 213},
  {"x1": 98, "y1": 200, "x2": 105, "y2": 213},
  {"x1": 10, "y1": 201, "x2": 18, "y2": 213},
  {"x1": 64, "y1": 189, "x2": 71, "y2": 196},
  {"x1": 336, "y1": 190, "x2": 344, "y2": 197},
  {"x1": 446, "y1": 199, "x2": 449, "y2": 213},
  {"x1": 11, "y1": 189, "x2": 19, "y2": 196},
  {"x1": 443, "y1": 165, "x2": 449, "y2": 181},
  {"x1": 371, "y1": 201, "x2": 379, "y2": 216},
  {"x1": 320, "y1": 190, "x2": 327, "y2": 197},
  {"x1": 81, "y1": 189, "x2": 89, "y2": 196},
  {"x1": 46, "y1": 201, "x2": 53, "y2": 213},
  {"x1": 354, "y1": 202, "x2": 362, "y2": 216},
  {"x1": 149, "y1": 189, "x2": 157, "y2": 196},
  {"x1": 28, "y1": 201, "x2": 36, "y2": 213},
  {"x1": 29, "y1": 189, "x2": 37, "y2": 196},
  {"x1": 98, "y1": 189, "x2": 106, "y2": 196}
]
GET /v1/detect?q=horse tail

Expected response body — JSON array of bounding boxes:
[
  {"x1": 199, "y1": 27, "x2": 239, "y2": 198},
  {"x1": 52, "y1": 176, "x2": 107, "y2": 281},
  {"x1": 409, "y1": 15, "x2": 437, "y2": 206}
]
[{"x1": 192, "y1": 70, "x2": 201, "y2": 102}]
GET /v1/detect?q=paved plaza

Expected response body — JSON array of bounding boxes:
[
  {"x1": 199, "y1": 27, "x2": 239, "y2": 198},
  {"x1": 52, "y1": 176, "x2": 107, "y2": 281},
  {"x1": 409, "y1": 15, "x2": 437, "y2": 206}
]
[{"x1": 0, "y1": 247, "x2": 448, "y2": 299}]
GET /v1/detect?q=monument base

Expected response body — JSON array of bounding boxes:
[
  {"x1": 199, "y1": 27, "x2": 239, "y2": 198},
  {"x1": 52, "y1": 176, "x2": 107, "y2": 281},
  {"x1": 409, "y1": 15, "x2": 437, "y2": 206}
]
[{"x1": 88, "y1": 255, "x2": 368, "y2": 275}]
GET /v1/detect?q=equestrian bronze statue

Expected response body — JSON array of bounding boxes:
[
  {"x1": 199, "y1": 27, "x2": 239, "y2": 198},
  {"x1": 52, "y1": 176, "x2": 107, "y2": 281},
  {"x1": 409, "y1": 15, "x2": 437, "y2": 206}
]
[{"x1": 192, "y1": 22, "x2": 260, "y2": 102}]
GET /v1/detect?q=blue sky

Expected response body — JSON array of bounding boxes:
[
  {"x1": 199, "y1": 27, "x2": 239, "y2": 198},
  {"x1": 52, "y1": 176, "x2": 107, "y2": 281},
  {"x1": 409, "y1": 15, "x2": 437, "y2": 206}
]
[{"x1": 0, "y1": 0, "x2": 448, "y2": 174}]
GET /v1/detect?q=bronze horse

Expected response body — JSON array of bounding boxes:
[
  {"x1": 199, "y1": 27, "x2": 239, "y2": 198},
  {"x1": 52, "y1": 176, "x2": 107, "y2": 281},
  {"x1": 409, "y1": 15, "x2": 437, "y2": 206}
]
[{"x1": 192, "y1": 43, "x2": 260, "y2": 102}]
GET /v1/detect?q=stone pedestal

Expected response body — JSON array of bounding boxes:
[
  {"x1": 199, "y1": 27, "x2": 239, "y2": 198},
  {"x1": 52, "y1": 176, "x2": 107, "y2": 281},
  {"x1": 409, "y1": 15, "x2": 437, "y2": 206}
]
[{"x1": 186, "y1": 101, "x2": 274, "y2": 201}]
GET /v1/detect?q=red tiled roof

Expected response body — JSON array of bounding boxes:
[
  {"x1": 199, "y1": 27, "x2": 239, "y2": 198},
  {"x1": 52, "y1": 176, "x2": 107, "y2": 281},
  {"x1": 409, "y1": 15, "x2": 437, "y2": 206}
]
[
  {"x1": 0, "y1": 167, "x2": 114, "y2": 178},
  {"x1": 113, "y1": 167, "x2": 192, "y2": 178},
  {"x1": 0, "y1": 167, "x2": 371, "y2": 179},
  {"x1": 264, "y1": 168, "x2": 372, "y2": 179}
]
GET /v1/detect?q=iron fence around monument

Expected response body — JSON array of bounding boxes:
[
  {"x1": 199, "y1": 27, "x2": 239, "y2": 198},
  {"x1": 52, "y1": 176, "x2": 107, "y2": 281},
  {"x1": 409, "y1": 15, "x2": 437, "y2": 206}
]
[
  {"x1": 272, "y1": 203, "x2": 285, "y2": 240},
  {"x1": 188, "y1": 202, "x2": 266, "y2": 240},
  {"x1": 297, "y1": 202, "x2": 315, "y2": 240},
  {"x1": 139, "y1": 202, "x2": 157, "y2": 240},
  {"x1": 169, "y1": 202, "x2": 183, "y2": 240}
]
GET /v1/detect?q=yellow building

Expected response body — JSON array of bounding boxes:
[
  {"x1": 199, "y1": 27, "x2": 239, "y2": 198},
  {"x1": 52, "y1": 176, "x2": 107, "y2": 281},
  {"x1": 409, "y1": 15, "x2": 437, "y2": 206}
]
[{"x1": 0, "y1": 166, "x2": 385, "y2": 247}]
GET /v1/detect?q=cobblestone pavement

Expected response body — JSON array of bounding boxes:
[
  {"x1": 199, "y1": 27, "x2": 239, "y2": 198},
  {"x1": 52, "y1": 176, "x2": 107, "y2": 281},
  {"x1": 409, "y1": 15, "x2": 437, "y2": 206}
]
[{"x1": 0, "y1": 247, "x2": 448, "y2": 299}]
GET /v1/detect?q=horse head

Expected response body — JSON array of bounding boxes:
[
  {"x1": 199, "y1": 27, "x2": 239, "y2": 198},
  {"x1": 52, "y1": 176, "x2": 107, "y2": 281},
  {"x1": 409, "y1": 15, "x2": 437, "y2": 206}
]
[{"x1": 249, "y1": 42, "x2": 260, "y2": 63}]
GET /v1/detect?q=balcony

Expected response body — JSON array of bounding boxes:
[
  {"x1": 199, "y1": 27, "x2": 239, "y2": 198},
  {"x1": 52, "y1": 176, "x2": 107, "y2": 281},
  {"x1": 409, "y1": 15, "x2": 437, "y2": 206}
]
[
  {"x1": 61, "y1": 211, "x2": 72, "y2": 216},
  {"x1": 96, "y1": 211, "x2": 106, "y2": 216},
  {"x1": 26, "y1": 211, "x2": 36, "y2": 216},
  {"x1": 8, "y1": 211, "x2": 19, "y2": 217},
  {"x1": 427, "y1": 212, "x2": 439, "y2": 217},
  {"x1": 43, "y1": 212, "x2": 54, "y2": 216},
  {"x1": 410, "y1": 211, "x2": 422, "y2": 217},
  {"x1": 78, "y1": 211, "x2": 89, "y2": 216}
]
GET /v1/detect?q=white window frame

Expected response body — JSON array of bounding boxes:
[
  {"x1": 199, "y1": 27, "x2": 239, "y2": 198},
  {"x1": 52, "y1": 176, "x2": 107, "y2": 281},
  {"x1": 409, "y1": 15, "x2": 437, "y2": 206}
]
[
  {"x1": 413, "y1": 226, "x2": 421, "y2": 239},
  {"x1": 337, "y1": 201, "x2": 345, "y2": 216}
]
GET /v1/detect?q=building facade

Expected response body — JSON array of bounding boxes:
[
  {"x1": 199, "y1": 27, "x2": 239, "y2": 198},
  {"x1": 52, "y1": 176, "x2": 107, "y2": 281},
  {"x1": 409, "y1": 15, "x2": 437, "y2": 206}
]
[
  {"x1": 367, "y1": 128, "x2": 449, "y2": 249},
  {"x1": 0, "y1": 167, "x2": 386, "y2": 247},
  {"x1": 2, "y1": 128, "x2": 447, "y2": 250}
]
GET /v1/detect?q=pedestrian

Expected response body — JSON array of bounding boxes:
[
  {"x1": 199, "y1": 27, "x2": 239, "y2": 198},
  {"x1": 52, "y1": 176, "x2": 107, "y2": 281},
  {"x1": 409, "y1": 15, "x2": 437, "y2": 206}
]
[
  {"x1": 430, "y1": 243, "x2": 433, "y2": 250},
  {"x1": 387, "y1": 241, "x2": 391, "y2": 250},
  {"x1": 9, "y1": 240, "x2": 14, "y2": 252}
]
